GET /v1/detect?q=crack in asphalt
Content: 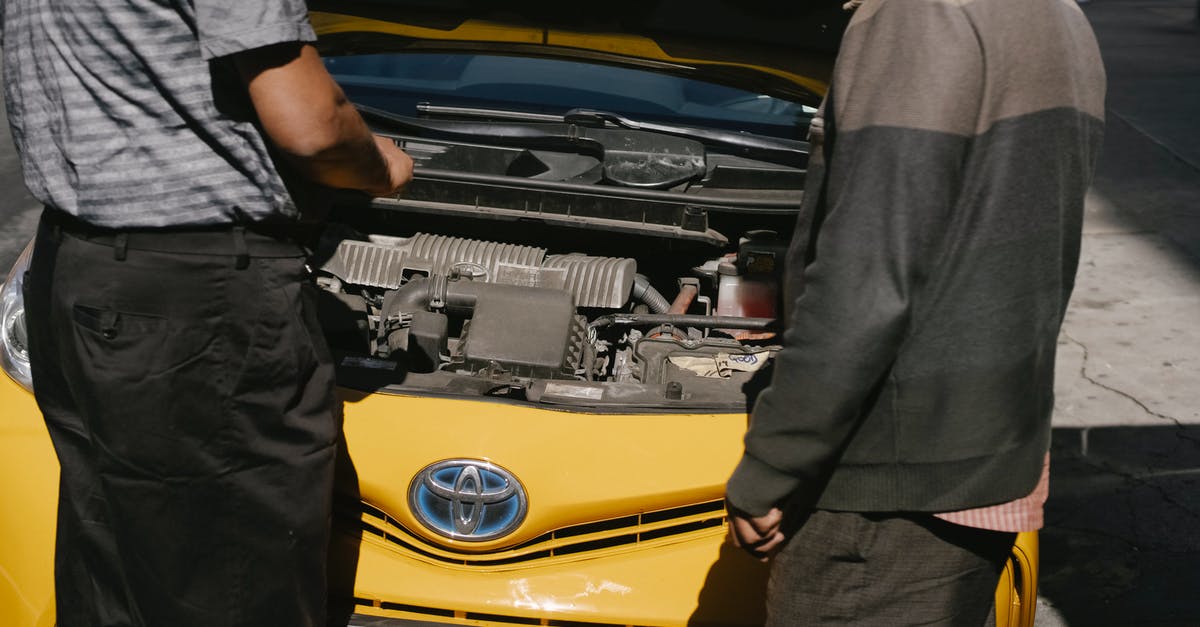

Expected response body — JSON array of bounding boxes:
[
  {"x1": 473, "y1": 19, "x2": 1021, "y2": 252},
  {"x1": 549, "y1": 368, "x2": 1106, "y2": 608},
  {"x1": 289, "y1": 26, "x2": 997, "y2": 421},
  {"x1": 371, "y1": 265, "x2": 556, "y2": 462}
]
[
  {"x1": 1071, "y1": 451, "x2": 1200, "y2": 527},
  {"x1": 1047, "y1": 445, "x2": 1200, "y2": 552},
  {"x1": 1056, "y1": 333, "x2": 1200, "y2": 530},
  {"x1": 1062, "y1": 331, "x2": 1200, "y2": 448}
]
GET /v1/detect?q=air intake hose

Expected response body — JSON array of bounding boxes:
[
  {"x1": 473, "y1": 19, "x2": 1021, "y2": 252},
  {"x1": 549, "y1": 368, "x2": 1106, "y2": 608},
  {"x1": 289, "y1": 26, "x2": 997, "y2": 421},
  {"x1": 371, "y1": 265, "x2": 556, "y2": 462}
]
[{"x1": 631, "y1": 274, "x2": 671, "y2": 314}]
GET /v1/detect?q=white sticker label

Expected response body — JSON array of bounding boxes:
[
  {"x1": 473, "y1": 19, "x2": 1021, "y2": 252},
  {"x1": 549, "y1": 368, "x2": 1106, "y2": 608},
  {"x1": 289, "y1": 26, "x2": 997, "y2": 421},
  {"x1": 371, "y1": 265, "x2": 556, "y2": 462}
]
[
  {"x1": 543, "y1": 383, "x2": 604, "y2": 400},
  {"x1": 495, "y1": 263, "x2": 543, "y2": 287},
  {"x1": 341, "y1": 356, "x2": 398, "y2": 371}
]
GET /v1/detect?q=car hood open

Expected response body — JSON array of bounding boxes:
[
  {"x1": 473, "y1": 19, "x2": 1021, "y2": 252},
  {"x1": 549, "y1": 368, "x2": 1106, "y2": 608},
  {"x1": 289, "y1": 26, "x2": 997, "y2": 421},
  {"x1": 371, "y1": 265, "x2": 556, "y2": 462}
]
[{"x1": 307, "y1": 0, "x2": 849, "y2": 103}]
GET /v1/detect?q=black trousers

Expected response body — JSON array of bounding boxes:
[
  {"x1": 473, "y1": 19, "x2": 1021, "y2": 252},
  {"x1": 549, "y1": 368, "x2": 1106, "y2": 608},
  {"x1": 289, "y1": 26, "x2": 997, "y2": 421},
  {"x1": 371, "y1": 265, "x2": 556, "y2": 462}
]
[
  {"x1": 766, "y1": 510, "x2": 1016, "y2": 627},
  {"x1": 24, "y1": 210, "x2": 338, "y2": 627}
]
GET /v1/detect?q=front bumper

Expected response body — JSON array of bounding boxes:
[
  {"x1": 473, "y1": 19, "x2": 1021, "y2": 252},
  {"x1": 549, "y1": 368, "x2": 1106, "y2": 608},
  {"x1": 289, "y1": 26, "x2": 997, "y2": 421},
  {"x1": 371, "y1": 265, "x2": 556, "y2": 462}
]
[
  {"x1": 0, "y1": 370, "x2": 1036, "y2": 627},
  {"x1": 333, "y1": 390, "x2": 766, "y2": 626},
  {"x1": 0, "y1": 375, "x2": 57, "y2": 627}
]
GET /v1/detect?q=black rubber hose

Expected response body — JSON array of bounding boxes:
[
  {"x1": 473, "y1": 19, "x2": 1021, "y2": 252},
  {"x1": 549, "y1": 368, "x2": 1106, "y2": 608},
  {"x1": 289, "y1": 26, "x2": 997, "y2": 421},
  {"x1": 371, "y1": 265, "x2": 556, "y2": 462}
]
[
  {"x1": 631, "y1": 274, "x2": 671, "y2": 314},
  {"x1": 588, "y1": 313, "x2": 776, "y2": 330},
  {"x1": 382, "y1": 276, "x2": 515, "y2": 317},
  {"x1": 381, "y1": 276, "x2": 433, "y2": 315}
]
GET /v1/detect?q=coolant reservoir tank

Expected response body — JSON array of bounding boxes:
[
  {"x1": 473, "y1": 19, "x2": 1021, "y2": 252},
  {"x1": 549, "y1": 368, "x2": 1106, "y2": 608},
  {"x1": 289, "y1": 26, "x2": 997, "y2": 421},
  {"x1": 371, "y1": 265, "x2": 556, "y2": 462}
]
[
  {"x1": 715, "y1": 262, "x2": 777, "y2": 320},
  {"x1": 716, "y1": 229, "x2": 785, "y2": 341}
]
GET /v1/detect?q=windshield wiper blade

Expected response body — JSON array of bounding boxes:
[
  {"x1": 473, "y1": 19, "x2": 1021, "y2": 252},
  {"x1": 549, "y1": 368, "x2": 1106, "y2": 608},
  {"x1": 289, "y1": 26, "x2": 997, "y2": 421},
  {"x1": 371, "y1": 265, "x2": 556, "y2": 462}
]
[
  {"x1": 564, "y1": 109, "x2": 808, "y2": 163},
  {"x1": 358, "y1": 104, "x2": 708, "y2": 189},
  {"x1": 415, "y1": 103, "x2": 808, "y2": 166},
  {"x1": 359, "y1": 104, "x2": 581, "y2": 146},
  {"x1": 416, "y1": 103, "x2": 563, "y2": 123}
]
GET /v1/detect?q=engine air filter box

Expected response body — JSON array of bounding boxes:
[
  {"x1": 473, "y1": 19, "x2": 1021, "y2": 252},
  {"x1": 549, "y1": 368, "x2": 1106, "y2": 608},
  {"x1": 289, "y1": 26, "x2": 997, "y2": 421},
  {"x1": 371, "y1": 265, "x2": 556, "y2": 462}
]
[{"x1": 460, "y1": 283, "x2": 578, "y2": 379}]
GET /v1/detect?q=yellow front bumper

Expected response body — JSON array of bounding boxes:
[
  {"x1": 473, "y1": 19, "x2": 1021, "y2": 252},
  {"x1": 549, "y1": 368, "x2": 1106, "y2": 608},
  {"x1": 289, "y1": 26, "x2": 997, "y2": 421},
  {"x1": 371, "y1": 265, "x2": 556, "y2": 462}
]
[
  {"x1": 342, "y1": 526, "x2": 766, "y2": 625},
  {"x1": 335, "y1": 390, "x2": 765, "y2": 625},
  {"x1": 0, "y1": 372, "x2": 1037, "y2": 627},
  {"x1": 0, "y1": 377, "x2": 57, "y2": 627}
]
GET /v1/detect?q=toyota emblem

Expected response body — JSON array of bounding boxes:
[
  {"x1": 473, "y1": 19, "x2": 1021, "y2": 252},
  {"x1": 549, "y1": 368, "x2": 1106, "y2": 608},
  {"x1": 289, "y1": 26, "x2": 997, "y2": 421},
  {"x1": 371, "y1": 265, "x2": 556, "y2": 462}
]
[{"x1": 408, "y1": 459, "x2": 528, "y2": 542}]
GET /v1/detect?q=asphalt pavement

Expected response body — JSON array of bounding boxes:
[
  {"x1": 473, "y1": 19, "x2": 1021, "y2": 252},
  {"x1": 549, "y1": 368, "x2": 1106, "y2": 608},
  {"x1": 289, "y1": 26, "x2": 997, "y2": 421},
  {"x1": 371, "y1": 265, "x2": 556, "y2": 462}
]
[
  {"x1": 1, "y1": 2, "x2": 1198, "y2": 625},
  {"x1": 1035, "y1": 1, "x2": 1200, "y2": 625}
]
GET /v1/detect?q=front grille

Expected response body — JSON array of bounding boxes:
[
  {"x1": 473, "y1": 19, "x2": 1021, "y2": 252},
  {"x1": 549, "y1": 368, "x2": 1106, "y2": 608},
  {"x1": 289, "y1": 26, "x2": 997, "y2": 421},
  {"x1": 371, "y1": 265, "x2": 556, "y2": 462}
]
[
  {"x1": 349, "y1": 499, "x2": 726, "y2": 568},
  {"x1": 347, "y1": 607, "x2": 649, "y2": 627}
]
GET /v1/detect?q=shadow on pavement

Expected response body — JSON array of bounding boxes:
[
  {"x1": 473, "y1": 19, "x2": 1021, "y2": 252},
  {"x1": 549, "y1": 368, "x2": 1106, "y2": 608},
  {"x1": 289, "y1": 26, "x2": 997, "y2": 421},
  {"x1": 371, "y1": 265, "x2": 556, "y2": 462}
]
[
  {"x1": 1083, "y1": 0, "x2": 1200, "y2": 267},
  {"x1": 1091, "y1": 114, "x2": 1200, "y2": 266},
  {"x1": 1040, "y1": 425, "x2": 1200, "y2": 626}
]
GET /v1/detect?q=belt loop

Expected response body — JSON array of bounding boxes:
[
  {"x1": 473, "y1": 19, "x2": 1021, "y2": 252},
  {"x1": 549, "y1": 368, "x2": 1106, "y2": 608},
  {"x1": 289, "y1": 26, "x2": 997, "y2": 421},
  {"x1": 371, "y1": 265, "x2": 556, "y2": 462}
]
[
  {"x1": 233, "y1": 226, "x2": 249, "y2": 270},
  {"x1": 45, "y1": 207, "x2": 63, "y2": 243},
  {"x1": 113, "y1": 233, "x2": 128, "y2": 261}
]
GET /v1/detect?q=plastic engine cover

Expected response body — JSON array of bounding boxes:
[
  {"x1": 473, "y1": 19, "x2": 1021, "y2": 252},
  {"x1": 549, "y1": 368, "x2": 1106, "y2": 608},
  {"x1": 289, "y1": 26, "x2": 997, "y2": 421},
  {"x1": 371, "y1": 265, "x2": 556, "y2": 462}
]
[
  {"x1": 460, "y1": 283, "x2": 579, "y2": 378},
  {"x1": 324, "y1": 235, "x2": 636, "y2": 308}
]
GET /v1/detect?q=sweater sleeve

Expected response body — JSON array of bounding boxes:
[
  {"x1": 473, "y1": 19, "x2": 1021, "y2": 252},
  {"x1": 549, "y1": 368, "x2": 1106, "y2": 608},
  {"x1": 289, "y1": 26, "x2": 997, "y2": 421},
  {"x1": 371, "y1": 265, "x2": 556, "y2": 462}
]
[{"x1": 726, "y1": 0, "x2": 985, "y2": 516}]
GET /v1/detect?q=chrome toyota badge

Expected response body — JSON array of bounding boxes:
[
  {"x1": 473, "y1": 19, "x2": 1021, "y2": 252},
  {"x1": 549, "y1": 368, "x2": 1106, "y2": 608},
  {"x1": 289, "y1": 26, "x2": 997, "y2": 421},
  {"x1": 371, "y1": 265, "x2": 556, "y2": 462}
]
[{"x1": 408, "y1": 459, "x2": 527, "y2": 542}]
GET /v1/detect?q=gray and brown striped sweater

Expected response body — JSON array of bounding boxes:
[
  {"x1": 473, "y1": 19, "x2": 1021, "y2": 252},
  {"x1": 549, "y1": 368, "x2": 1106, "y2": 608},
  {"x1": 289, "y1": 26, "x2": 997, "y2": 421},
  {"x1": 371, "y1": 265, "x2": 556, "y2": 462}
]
[{"x1": 727, "y1": 0, "x2": 1105, "y2": 516}]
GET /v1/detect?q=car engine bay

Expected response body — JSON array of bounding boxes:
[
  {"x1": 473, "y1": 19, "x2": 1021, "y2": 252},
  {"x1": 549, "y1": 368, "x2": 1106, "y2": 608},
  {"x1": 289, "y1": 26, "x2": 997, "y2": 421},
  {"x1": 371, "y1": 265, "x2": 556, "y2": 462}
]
[
  {"x1": 312, "y1": 119, "x2": 804, "y2": 411},
  {"x1": 315, "y1": 213, "x2": 794, "y2": 411}
]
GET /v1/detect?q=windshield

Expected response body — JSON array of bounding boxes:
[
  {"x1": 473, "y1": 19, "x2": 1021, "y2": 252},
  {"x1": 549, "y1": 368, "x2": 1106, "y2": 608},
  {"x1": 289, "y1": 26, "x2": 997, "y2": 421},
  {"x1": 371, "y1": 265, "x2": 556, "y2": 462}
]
[{"x1": 324, "y1": 53, "x2": 816, "y2": 141}]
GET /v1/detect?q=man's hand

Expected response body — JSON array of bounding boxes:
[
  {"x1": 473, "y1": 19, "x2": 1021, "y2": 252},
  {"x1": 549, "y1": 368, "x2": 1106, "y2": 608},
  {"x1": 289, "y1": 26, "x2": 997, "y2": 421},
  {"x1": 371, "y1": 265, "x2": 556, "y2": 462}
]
[
  {"x1": 728, "y1": 506, "x2": 785, "y2": 562},
  {"x1": 364, "y1": 134, "x2": 413, "y2": 197}
]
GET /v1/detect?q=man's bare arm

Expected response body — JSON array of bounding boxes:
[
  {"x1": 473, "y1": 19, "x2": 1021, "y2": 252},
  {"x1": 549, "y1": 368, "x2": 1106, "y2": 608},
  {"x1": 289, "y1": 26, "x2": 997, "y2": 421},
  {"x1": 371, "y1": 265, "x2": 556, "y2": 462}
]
[{"x1": 234, "y1": 43, "x2": 412, "y2": 197}]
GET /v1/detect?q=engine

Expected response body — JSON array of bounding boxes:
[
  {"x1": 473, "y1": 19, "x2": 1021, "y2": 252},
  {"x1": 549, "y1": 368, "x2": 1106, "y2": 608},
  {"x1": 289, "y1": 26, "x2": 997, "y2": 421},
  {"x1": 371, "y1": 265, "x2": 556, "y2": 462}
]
[{"x1": 315, "y1": 231, "x2": 785, "y2": 404}]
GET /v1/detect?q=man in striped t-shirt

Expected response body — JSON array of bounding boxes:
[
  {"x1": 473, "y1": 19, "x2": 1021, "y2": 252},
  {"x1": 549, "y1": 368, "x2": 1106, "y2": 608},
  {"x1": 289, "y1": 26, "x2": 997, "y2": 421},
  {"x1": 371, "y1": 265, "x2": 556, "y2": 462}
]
[
  {"x1": 727, "y1": 0, "x2": 1104, "y2": 624},
  {"x1": 2, "y1": 1, "x2": 410, "y2": 625}
]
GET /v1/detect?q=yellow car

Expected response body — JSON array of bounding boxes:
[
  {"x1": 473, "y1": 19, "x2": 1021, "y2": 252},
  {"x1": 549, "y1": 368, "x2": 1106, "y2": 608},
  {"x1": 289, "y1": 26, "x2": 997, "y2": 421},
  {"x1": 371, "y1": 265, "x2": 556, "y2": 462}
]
[{"x1": 0, "y1": 2, "x2": 1037, "y2": 625}]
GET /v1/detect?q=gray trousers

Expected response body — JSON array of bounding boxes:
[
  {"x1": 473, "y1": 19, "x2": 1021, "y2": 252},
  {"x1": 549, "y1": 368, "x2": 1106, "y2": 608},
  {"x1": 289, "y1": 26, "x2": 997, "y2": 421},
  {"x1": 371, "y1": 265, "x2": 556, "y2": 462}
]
[{"x1": 766, "y1": 510, "x2": 1015, "y2": 627}]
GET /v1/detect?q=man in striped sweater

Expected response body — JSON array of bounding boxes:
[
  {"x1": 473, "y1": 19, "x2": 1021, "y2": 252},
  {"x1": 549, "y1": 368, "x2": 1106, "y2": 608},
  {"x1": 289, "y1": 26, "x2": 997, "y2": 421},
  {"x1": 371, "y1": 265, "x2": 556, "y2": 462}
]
[
  {"x1": 3, "y1": 1, "x2": 410, "y2": 625},
  {"x1": 726, "y1": 0, "x2": 1105, "y2": 624}
]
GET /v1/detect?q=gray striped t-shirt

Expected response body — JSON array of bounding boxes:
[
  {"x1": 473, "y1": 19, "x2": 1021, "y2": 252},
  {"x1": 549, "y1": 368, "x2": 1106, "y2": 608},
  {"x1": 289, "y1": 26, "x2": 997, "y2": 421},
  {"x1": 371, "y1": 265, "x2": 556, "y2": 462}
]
[{"x1": 1, "y1": 0, "x2": 317, "y2": 228}]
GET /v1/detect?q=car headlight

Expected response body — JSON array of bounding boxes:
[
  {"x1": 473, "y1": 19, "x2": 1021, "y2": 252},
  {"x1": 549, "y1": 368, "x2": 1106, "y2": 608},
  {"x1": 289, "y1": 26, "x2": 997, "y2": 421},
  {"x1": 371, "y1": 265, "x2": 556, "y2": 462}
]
[{"x1": 0, "y1": 241, "x2": 34, "y2": 392}]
